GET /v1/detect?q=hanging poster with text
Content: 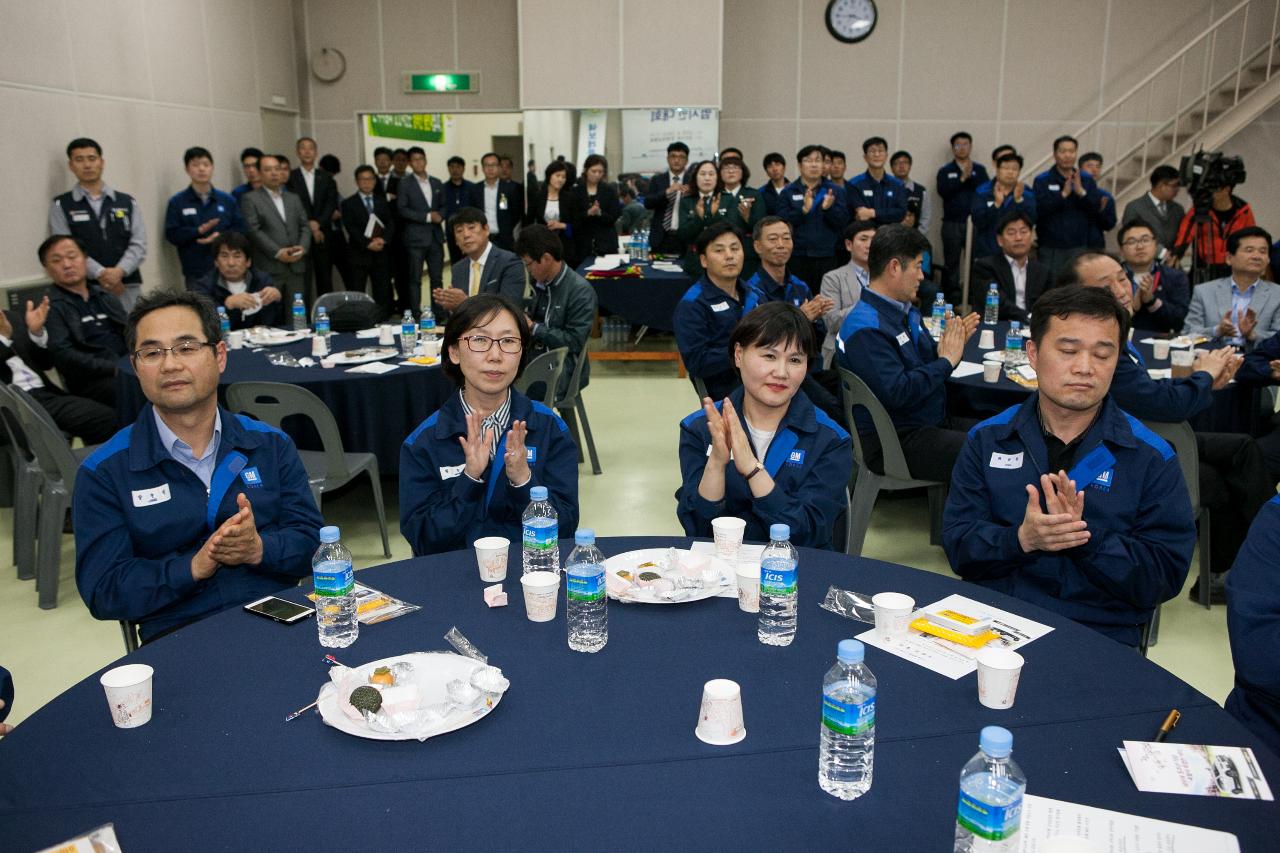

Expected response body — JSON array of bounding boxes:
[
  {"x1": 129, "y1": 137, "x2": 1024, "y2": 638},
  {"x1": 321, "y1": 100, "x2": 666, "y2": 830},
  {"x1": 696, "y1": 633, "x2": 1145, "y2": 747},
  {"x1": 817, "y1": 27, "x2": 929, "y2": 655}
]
[
  {"x1": 621, "y1": 108, "x2": 719, "y2": 174},
  {"x1": 576, "y1": 110, "x2": 608, "y2": 163},
  {"x1": 366, "y1": 113, "x2": 448, "y2": 143}
]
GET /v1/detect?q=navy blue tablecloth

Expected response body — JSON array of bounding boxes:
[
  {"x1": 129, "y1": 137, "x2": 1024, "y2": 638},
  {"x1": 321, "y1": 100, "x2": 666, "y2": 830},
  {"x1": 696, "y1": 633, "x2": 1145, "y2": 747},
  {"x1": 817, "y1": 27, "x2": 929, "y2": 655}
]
[
  {"x1": 115, "y1": 332, "x2": 454, "y2": 474},
  {"x1": 1, "y1": 536, "x2": 1275, "y2": 851},
  {"x1": 579, "y1": 258, "x2": 692, "y2": 332},
  {"x1": 947, "y1": 321, "x2": 1262, "y2": 433}
]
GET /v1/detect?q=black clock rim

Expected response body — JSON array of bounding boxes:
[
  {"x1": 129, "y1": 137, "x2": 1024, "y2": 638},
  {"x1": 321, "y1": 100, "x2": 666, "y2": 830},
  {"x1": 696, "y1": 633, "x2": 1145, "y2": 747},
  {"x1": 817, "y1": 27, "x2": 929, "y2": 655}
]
[{"x1": 825, "y1": 0, "x2": 877, "y2": 44}]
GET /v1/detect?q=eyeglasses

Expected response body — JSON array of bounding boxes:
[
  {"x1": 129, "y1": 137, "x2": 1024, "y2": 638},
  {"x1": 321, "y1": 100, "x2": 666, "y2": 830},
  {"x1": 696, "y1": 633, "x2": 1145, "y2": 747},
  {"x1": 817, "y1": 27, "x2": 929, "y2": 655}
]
[
  {"x1": 1121, "y1": 236, "x2": 1155, "y2": 247},
  {"x1": 132, "y1": 340, "x2": 215, "y2": 366},
  {"x1": 461, "y1": 334, "x2": 522, "y2": 354}
]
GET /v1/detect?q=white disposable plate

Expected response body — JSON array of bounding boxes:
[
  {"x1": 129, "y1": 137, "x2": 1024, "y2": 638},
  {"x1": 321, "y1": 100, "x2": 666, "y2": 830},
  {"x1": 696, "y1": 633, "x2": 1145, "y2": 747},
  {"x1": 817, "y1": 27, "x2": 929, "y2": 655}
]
[
  {"x1": 328, "y1": 347, "x2": 398, "y2": 365},
  {"x1": 317, "y1": 651, "x2": 502, "y2": 741},
  {"x1": 605, "y1": 548, "x2": 733, "y2": 604},
  {"x1": 982, "y1": 350, "x2": 1005, "y2": 363},
  {"x1": 246, "y1": 328, "x2": 310, "y2": 347}
]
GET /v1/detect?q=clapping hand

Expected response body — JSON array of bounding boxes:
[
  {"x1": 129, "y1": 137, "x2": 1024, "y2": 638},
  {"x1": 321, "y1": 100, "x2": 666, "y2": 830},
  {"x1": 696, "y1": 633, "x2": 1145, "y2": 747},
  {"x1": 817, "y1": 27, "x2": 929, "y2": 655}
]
[
  {"x1": 799, "y1": 296, "x2": 834, "y2": 322},
  {"x1": 802, "y1": 186, "x2": 815, "y2": 214},
  {"x1": 207, "y1": 493, "x2": 264, "y2": 566},
  {"x1": 1238, "y1": 307, "x2": 1258, "y2": 340},
  {"x1": 702, "y1": 396, "x2": 732, "y2": 467},
  {"x1": 458, "y1": 410, "x2": 494, "y2": 480},
  {"x1": 720, "y1": 397, "x2": 760, "y2": 477},
  {"x1": 936, "y1": 311, "x2": 981, "y2": 366},
  {"x1": 24, "y1": 296, "x2": 50, "y2": 336},
  {"x1": 1018, "y1": 472, "x2": 1089, "y2": 552},
  {"x1": 504, "y1": 420, "x2": 531, "y2": 485}
]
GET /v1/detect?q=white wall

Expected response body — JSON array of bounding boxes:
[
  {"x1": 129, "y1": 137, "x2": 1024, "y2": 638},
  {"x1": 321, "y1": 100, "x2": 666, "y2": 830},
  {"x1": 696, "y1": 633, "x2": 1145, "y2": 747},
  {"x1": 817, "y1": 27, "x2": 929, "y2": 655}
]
[
  {"x1": 1220, "y1": 99, "x2": 1280, "y2": 244},
  {"x1": 0, "y1": 0, "x2": 300, "y2": 290}
]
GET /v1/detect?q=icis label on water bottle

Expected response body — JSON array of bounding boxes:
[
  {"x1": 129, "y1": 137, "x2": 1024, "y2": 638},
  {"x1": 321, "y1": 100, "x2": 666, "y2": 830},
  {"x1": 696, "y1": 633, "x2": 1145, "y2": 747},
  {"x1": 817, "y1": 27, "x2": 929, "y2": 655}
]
[
  {"x1": 313, "y1": 560, "x2": 354, "y2": 597},
  {"x1": 566, "y1": 568, "x2": 604, "y2": 602},
  {"x1": 957, "y1": 791, "x2": 1022, "y2": 841},
  {"x1": 822, "y1": 692, "x2": 875, "y2": 735},
  {"x1": 523, "y1": 520, "x2": 558, "y2": 551},
  {"x1": 760, "y1": 557, "x2": 796, "y2": 596}
]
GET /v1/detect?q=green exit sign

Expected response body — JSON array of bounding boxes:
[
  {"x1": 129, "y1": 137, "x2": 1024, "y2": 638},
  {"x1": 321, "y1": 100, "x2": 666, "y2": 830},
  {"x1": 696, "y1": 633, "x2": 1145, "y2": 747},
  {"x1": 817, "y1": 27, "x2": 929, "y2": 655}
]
[{"x1": 403, "y1": 72, "x2": 479, "y2": 94}]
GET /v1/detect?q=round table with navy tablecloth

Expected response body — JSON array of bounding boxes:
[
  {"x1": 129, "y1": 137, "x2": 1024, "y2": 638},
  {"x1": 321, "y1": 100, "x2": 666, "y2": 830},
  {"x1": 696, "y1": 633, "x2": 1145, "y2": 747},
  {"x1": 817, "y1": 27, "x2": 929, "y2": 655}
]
[
  {"x1": 114, "y1": 332, "x2": 454, "y2": 474},
  {"x1": 579, "y1": 257, "x2": 692, "y2": 332},
  {"x1": 2, "y1": 537, "x2": 1275, "y2": 850},
  {"x1": 947, "y1": 320, "x2": 1263, "y2": 434}
]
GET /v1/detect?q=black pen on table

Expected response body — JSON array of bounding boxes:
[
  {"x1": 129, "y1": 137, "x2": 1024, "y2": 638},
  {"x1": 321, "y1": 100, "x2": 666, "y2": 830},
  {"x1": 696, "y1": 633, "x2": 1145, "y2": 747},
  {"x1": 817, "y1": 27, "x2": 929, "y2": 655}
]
[{"x1": 1154, "y1": 709, "x2": 1181, "y2": 742}]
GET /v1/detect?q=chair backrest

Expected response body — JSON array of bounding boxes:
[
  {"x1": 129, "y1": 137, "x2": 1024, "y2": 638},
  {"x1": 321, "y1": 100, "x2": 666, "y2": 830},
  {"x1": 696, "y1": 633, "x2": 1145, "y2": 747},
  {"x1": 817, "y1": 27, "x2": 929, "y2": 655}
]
[
  {"x1": 225, "y1": 382, "x2": 351, "y2": 480},
  {"x1": 553, "y1": 344, "x2": 588, "y2": 408},
  {"x1": 9, "y1": 386, "x2": 80, "y2": 489},
  {"x1": 0, "y1": 384, "x2": 38, "y2": 467},
  {"x1": 313, "y1": 290, "x2": 374, "y2": 324},
  {"x1": 1141, "y1": 420, "x2": 1200, "y2": 512},
  {"x1": 837, "y1": 367, "x2": 916, "y2": 482},
  {"x1": 691, "y1": 377, "x2": 709, "y2": 405},
  {"x1": 514, "y1": 347, "x2": 568, "y2": 408}
]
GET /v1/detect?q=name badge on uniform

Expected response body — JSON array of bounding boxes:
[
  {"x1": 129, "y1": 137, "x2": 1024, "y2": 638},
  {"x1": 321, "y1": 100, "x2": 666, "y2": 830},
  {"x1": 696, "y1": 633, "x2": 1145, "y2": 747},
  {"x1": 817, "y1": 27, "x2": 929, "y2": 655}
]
[
  {"x1": 947, "y1": 172, "x2": 959, "y2": 179},
  {"x1": 989, "y1": 452, "x2": 1024, "y2": 470},
  {"x1": 987, "y1": 201, "x2": 995, "y2": 207},
  {"x1": 1048, "y1": 184, "x2": 1060, "y2": 191},
  {"x1": 132, "y1": 484, "x2": 171, "y2": 507},
  {"x1": 526, "y1": 447, "x2": 537, "y2": 463},
  {"x1": 240, "y1": 467, "x2": 263, "y2": 488},
  {"x1": 439, "y1": 464, "x2": 464, "y2": 480},
  {"x1": 182, "y1": 207, "x2": 197, "y2": 216},
  {"x1": 886, "y1": 191, "x2": 894, "y2": 197},
  {"x1": 863, "y1": 190, "x2": 874, "y2": 197},
  {"x1": 711, "y1": 302, "x2": 731, "y2": 312},
  {"x1": 786, "y1": 449, "x2": 806, "y2": 466},
  {"x1": 895, "y1": 331, "x2": 910, "y2": 346},
  {"x1": 498, "y1": 194, "x2": 508, "y2": 210},
  {"x1": 70, "y1": 211, "x2": 91, "y2": 222},
  {"x1": 791, "y1": 194, "x2": 804, "y2": 201}
]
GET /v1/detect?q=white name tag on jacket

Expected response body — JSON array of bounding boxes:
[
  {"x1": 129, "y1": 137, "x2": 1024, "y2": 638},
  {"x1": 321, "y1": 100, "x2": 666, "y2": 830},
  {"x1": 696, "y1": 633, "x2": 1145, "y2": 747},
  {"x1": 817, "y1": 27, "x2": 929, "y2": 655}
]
[
  {"x1": 182, "y1": 207, "x2": 197, "y2": 216},
  {"x1": 439, "y1": 464, "x2": 464, "y2": 480},
  {"x1": 132, "y1": 484, "x2": 171, "y2": 506},
  {"x1": 989, "y1": 452, "x2": 1024, "y2": 470},
  {"x1": 1048, "y1": 184, "x2": 1060, "y2": 191},
  {"x1": 711, "y1": 302, "x2": 731, "y2": 312},
  {"x1": 947, "y1": 172, "x2": 959, "y2": 179},
  {"x1": 896, "y1": 331, "x2": 910, "y2": 346},
  {"x1": 70, "y1": 211, "x2": 91, "y2": 222}
]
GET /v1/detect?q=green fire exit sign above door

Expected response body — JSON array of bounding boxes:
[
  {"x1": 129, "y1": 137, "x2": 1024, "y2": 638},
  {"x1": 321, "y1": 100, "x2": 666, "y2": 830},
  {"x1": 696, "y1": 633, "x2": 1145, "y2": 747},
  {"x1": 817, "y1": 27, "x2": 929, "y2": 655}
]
[{"x1": 402, "y1": 72, "x2": 479, "y2": 94}]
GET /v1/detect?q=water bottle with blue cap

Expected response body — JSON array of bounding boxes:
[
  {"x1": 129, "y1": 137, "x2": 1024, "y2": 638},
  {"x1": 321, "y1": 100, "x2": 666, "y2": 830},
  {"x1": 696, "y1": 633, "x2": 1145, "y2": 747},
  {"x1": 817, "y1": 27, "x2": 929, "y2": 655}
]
[
  {"x1": 312, "y1": 525, "x2": 357, "y2": 648},
  {"x1": 522, "y1": 486, "x2": 559, "y2": 575},
  {"x1": 565, "y1": 528, "x2": 607, "y2": 652},
  {"x1": 819, "y1": 639, "x2": 877, "y2": 799},
  {"x1": 758, "y1": 523, "x2": 798, "y2": 645},
  {"x1": 954, "y1": 726, "x2": 1026, "y2": 852}
]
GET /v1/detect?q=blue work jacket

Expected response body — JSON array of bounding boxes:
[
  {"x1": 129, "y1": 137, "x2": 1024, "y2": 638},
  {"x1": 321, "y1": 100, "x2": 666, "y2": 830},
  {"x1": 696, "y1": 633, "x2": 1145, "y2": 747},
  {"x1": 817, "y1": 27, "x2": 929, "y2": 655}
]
[
  {"x1": 1225, "y1": 494, "x2": 1280, "y2": 757},
  {"x1": 674, "y1": 276, "x2": 764, "y2": 400},
  {"x1": 163, "y1": 186, "x2": 246, "y2": 278},
  {"x1": 1109, "y1": 343, "x2": 1214, "y2": 422},
  {"x1": 847, "y1": 170, "x2": 908, "y2": 225},
  {"x1": 1032, "y1": 168, "x2": 1105, "y2": 249},
  {"x1": 777, "y1": 179, "x2": 850, "y2": 258},
  {"x1": 936, "y1": 161, "x2": 990, "y2": 223}
]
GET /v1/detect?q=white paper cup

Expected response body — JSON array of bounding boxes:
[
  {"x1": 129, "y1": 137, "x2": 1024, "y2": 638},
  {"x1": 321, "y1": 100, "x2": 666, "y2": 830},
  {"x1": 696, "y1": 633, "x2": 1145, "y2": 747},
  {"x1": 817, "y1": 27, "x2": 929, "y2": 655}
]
[
  {"x1": 424, "y1": 338, "x2": 443, "y2": 359},
  {"x1": 100, "y1": 664, "x2": 154, "y2": 728},
  {"x1": 1171, "y1": 348, "x2": 1194, "y2": 378},
  {"x1": 311, "y1": 335, "x2": 329, "y2": 357},
  {"x1": 226, "y1": 330, "x2": 245, "y2": 350},
  {"x1": 474, "y1": 536, "x2": 510, "y2": 582},
  {"x1": 978, "y1": 328, "x2": 996, "y2": 349},
  {"x1": 378, "y1": 325, "x2": 395, "y2": 346},
  {"x1": 520, "y1": 571, "x2": 560, "y2": 622},
  {"x1": 975, "y1": 646, "x2": 1024, "y2": 710},
  {"x1": 695, "y1": 678, "x2": 746, "y2": 745},
  {"x1": 983, "y1": 360, "x2": 1002, "y2": 383},
  {"x1": 872, "y1": 592, "x2": 915, "y2": 641},
  {"x1": 735, "y1": 563, "x2": 760, "y2": 613},
  {"x1": 1152, "y1": 339, "x2": 1171, "y2": 360},
  {"x1": 711, "y1": 517, "x2": 747, "y2": 561}
]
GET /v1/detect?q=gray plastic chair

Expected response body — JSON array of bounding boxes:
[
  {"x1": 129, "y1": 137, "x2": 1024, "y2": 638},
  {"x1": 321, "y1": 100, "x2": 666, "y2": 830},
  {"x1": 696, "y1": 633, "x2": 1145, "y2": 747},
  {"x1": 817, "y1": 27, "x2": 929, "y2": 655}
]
[
  {"x1": 9, "y1": 386, "x2": 82, "y2": 609},
  {"x1": 120, "y1": 620, "x2": 140, "y2": 653},
  {"x1": 837, "y1": 368, "x2": 946, "y2": 557},
  {"x1": 0, "y1": 385, "x2": 42, "y2": 581},
  {"x1": 1143, "y1": 420, "x2": 1210, "y2": 611},
  {"x1": 553, "y1": 348, "x2": 603, "y2": 475},
  {"x1": 312, "y1": 290, "x2": 375, "y2": 324},
  {"x1": 514, "y1": 347, "x2": 568, "y2": 409},
  {"x1": 225, "y1": 381, "x2": 391, "y2": 558},
  {"x1": 691, "y1": 376, "x2": 709, "y2": 405}
]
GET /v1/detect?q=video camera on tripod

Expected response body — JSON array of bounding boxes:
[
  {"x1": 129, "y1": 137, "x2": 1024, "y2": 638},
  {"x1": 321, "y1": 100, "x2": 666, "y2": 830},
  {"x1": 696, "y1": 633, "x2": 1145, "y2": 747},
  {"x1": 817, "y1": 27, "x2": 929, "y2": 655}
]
[{"x1": 1179, "y1": 148, "x2": 1246, "y2": 209}]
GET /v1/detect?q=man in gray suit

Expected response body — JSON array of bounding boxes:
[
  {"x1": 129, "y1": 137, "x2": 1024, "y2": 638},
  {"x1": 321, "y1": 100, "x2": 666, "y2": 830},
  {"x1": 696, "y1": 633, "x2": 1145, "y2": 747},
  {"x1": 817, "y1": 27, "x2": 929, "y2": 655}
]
[
  {"x1": 239, "y1": 153, "x2": 310, "y2": 304},
  {"x1": 435, "y1": 207, "x2": 526, "y2": 314},
  {"x1": 1119, "y1": 165, "x2": 1185, "y2": 255},
  {"x1": 395, "y1": 146, "x2": 445, "y2": 314},
  {"x1": 819, "y1": 220, "x2": 876, "y2": 368},
  {"x1": 1184, "y1": 227, "x2": 1280, "y2": 348}
]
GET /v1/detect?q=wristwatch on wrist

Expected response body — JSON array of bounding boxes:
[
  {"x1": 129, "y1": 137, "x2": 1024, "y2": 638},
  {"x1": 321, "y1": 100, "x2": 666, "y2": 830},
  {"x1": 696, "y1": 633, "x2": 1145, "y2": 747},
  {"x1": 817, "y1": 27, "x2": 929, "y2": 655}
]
[{"x1": 744, "y1": 461, "x2": 764, "y2": 481}]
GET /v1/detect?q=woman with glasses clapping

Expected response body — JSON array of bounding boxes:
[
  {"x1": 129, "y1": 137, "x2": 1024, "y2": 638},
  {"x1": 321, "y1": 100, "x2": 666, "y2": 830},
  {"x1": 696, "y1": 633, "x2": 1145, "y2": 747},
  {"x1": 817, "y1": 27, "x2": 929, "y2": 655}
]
[{"x1": 399, "y1": 293, "x2": 580, "y2": 556}]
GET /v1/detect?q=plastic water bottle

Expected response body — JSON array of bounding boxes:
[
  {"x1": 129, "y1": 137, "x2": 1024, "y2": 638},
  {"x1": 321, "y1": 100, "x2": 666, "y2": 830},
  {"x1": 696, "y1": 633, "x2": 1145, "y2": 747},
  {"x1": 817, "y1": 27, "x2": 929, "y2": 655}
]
[
  {"x1": 1004, "y1": 320, "x2": 1024, "y2": 374},
  {"x1": 291, "y1": 293, "x2": 306, "y2": 331},
  {"x1": 565, "y1": 528, "x2": 607, "y2": 653},
  {"x1": 314, "y1": 306, "x2": 330, "y2": 337},
  {"x1": 400, "y1": 309, "x2": 417, "y2": 356},
  {"x1": 818, "y1": 639, "x2": 877, "y2": 800},
  {"x1": 983, "y1": 283, "x2": 1000, "y2": 325},
  {"x1": 758, "y1": 523, "x2": 798, "y2": 646},
  {"x1": 419, "y1": 305, "x2": 436, "y2": 336},
  {"x1": 216, "y1": 306, "x2": 231, "y2": 337},
  {"x1": 522, "y1": 485, "x2": 560, "y2": 574},
  {"x1": 954, "y1": 726, "x2": 1026, "y2": 853},
  {"x1": 312, "y1": 525, "x2": 357, "y2": 648},
  {"x1": 930, "y1": 293, "x2": 946, "y2": 336}
]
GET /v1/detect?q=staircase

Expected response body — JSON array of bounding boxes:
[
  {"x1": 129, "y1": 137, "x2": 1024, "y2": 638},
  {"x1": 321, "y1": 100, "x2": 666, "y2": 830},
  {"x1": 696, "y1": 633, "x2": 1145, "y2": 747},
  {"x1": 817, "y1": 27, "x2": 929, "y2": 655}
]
[{"x1": 1024, "y1": 0, "x2": 1280, "y2": 210}]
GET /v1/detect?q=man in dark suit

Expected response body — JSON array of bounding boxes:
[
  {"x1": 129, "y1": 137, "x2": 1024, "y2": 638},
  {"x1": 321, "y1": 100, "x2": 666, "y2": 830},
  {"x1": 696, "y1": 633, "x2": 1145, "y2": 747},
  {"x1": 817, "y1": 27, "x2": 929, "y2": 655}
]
[
  {"x1": 240, "y1": 154, "x2": 310, "y2": 302},
  {"x1": 287, "y1": 137, "x2": 340, "y2": 302},
  {"x1": 38, "y1": 235, "x2": 129, "y2": 408},
  {"x1": 436, "y1": 208, "x2": 526, "y2": 315},
  {"x1": 442, "y1": 156, "x2": 473, "y2": 265},
  {"x1": 372, "y1": 146, "x2": 399, "y2": 200},
  {"x1": 395, "y1": 146, "x2": 445, "y2": 314},
  {"x1": 1119, "y1": 220, "x2": 1190, "y2": 334},
  {"x1": 970, "y1": 210, "x2": 1050, "y2": 324},
  {"x1": 467, "y1": 152, "x2": 523, "y2": 251},
  {"x1": 0, "y1": 284, "x2": 115, "y2": 444},
  {"x1": 343, "y1": 166, "x2": 397, "y2": 318},
  {"x1": 644, "y1": 141, "x2": 690, "y2": 256},
  {"x1": 1120, "y1": 165, "x2": 1185, "y2": 255}
]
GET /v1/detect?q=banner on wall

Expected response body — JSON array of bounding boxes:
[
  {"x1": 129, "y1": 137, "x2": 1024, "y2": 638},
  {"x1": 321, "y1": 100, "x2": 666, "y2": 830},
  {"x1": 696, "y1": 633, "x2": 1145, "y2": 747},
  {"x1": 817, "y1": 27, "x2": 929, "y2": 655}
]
[
  {"x1": 366, "y1": 113, "x2": 448, "y2": 143},
  {"x1": 621, "y1": 108, "x2": 719, "y2": 174},
  {"x1": 576, "y1": 110, "x2": 607, "y2": 163}
]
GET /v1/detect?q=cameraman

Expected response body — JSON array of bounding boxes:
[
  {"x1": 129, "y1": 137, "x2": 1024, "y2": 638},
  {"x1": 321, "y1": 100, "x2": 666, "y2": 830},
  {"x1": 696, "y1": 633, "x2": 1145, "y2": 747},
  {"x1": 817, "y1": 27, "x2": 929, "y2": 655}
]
[{"x1": 1171, "y1": 155, "x2": 1255, "y2": 281}]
